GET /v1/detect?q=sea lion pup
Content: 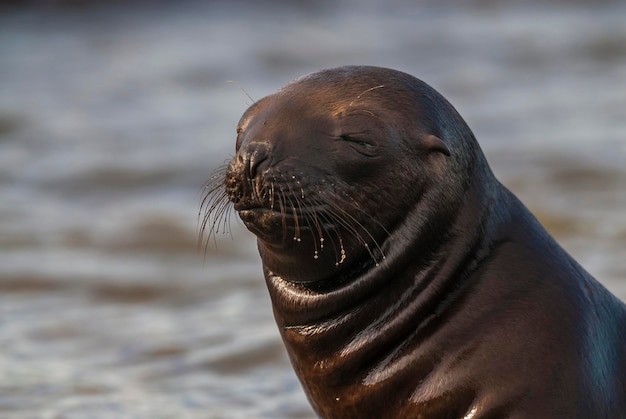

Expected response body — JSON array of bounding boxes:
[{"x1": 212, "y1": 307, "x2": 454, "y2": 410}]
[{"x1": 201, "y1": 66, "x2": 626, "y2": 418}]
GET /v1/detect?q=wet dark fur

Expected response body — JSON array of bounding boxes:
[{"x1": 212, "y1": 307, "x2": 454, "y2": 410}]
[{"x1": 200, "y1": 66, "x2": 626, "y2": 418}]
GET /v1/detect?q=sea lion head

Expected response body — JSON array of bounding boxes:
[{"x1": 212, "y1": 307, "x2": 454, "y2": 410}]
[
  {"x1": 203, "y1": 66, "x2": 487, "y2": 286},
  {"x1": 200, "y1": 66, "x2": 626, "y2": 419}
]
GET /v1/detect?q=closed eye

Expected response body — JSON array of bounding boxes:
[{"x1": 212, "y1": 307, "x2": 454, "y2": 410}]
[
  {"x1": 340, "y1": 134, "x2": 372, "y2": 147},
  {"x1": 338, "y1": 134, "x2": 379, "y2": 157}
]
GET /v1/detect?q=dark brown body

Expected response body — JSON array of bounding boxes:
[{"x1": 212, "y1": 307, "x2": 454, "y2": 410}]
[
  {"x1": 267, "y1": 183, "x2": 626, "y2": 418},
  {"x1": 211, "y1": 66, "x2": 626, "y2": 418}
]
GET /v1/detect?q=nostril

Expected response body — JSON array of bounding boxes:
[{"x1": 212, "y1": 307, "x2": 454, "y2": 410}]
[
  {"x1": 248, "y1": 149, "x2": 269, "y2": 178},
  {"x1": 228, "y1": 142, "x2": 271, "y2": 207},
  {"x1": 241, "y1": 143, "x2": 270, "y2": 179}
]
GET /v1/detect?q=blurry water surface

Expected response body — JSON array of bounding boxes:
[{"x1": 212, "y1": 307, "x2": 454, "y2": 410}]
[{"x1": 0, "y1": 1, "x2": 625, "y2": 418}]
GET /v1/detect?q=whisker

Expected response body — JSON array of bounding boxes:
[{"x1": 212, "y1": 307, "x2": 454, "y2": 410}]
[
  {"x1": 302, "y1": 199, "x2": 345, "y2": 266},
  {"x1": 277, "y1": 188, "x2": 289, "y2": 242},
  {"x1": 275, "y1": 171, "x2": 364, "y2": 266},
  {"x1": 226, "y1": 80, "x2": 256, "y2": 105},
  {"x1": 280, "y1": 173, "x2": 324, "y2": 258},
  {"x1": 199, "y1": 161, "x2": 388, "y2": 268},
  {"x1": 309, "y1": 194, "x2": 386, "y2": 265},
  {"x1": 301, "y1": 200, "x2": 325, "y2": 259},
  {"x1": 286, "y1": 193, "x2": 302, "y2": 242},
  {"x1": 270, "y1": 179, "x2": 276, "y2": 211},
  {"x1": 198, "y1": 164, "x2": 234, "y2": 258},
  {"x1": 332, "y1": 194, "x2": 391, "y2": 246},
  {"x1": 348, "y1": 84, "x2": 385, "y2": 107},
  {"x1": 279, "y1": 174, "x2": 305, "y2": 243},
  {"x1": 200, "y1": 198, "x2": 231, "y2": 257}
]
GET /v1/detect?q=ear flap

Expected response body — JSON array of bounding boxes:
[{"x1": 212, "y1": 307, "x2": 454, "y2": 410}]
[{"x1": 423, "y1": 135, "x2": 451, "y2": 156}]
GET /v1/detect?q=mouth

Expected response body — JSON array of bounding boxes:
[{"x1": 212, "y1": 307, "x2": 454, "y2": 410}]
[
  {"x1": 236, "y1": 206, "x2": 292, "y2": 241},
  {"x1": 238, "y1": 206, "x2": 280, "y2": 221},
  {"x1": 236, "y1": 203, "x2": 331, "y2": 245}
]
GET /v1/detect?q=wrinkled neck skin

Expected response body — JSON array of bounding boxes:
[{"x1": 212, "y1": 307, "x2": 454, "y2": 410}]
[{"x1": 263, "y1": 154, "x2": 503, "y2": 417}]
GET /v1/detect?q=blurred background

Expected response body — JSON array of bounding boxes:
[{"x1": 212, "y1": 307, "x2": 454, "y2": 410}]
[{"x1": 0, "y1": 1, "x2": 625, "y2": 418}]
